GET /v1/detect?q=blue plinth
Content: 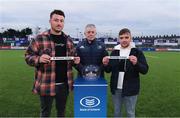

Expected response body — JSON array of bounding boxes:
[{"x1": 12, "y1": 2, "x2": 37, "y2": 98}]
[{"x1": 74, "y1": 77, "x2": 107, "y2": 117}]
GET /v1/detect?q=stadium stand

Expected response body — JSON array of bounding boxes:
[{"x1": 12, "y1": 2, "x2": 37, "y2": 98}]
[{"x1": 0, "y1": 32, "x2": 180, "y2": 51}]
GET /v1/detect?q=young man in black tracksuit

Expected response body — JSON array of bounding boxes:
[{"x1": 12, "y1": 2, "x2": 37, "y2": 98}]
[
  {"x1": 74, "y1": 24, "x2": 108, "y2": 78},
  {"x1": 103, "y1": 28, "x2": 149, "y2": 117}
]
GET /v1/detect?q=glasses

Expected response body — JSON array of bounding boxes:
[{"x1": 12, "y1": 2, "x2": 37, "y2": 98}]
[
  {"x1": 87, "y1": 31, "x2": 95, "y2": 34},
  {"x1": 119, "y1": 36, "x2": 130, "y2": 39}
]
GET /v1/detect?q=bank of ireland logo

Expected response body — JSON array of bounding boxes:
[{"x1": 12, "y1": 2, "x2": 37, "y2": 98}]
[{"x1": 80, "y1": 96, "x2": 100, "y2": 108}]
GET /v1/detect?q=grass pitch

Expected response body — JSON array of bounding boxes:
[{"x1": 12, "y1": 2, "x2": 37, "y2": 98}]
[{"x1": 0, "y1": 50, "x2": 180, "y2": 117}]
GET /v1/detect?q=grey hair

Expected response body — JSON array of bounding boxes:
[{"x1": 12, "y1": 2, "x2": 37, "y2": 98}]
[{"x1": 85, "y1": 24, "x2": 96, "y2": 29}]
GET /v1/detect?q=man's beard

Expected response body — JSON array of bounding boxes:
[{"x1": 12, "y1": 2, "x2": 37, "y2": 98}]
[
  {"x1": 52, "y1": 27, "x2": 61, "y2": 33},
  {"x1": 54, "y1": 29, "x2": 61, "y2": 33}
]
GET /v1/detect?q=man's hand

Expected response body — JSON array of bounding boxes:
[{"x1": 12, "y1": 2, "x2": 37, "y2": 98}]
[
  {"x1": 39, "y1": 54, "x2": 51, "y2": 64},
  {"x1": 102, "y1": 56, "x2": 109, "y2": 66},
  {"x1": 129, "y1": 55, "x2": 137, "y2": 65}
]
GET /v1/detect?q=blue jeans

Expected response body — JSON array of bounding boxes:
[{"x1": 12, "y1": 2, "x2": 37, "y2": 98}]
[{"x1": 112, "y1": 89, "x2": 138, "y2": 117}]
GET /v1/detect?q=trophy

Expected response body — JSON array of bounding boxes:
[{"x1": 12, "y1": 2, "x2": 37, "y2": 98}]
[{"x1": 81, "y1": 65, "x2": 101, "y2": 80}]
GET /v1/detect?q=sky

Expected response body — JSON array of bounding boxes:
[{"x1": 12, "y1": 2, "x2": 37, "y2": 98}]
[{"x1": 0, "y1": 0, "x2": 180, "y2": 38}]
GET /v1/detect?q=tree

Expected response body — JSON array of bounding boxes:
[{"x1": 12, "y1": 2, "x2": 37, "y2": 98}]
[
  {"x1": 20, "y1": 27, "x2": 32, "y2": 37},
  {"x1": 1, "y1": 27, "x2": 33, "y2": 38},
  {"x1": 6, "y1": 28, "x2": 17, "y2": 38}
]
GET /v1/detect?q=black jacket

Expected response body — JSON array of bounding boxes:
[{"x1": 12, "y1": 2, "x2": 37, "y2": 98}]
[
  {"x1": 74, "y1": 39, "x2": 108, "y2": 78},
  {"x1": 105, "y1": 47, "x2": 149, "y2": 96}
]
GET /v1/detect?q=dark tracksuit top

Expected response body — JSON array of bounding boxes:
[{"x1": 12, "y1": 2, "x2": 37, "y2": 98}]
[{"x1": 74, "y1": 39, "x2": 108, "y2": 78}]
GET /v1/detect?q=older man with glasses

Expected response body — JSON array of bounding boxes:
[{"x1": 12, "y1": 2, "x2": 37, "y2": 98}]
[{"x1": 74, "y1": 24, "x2": 109, "y2": 78}]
